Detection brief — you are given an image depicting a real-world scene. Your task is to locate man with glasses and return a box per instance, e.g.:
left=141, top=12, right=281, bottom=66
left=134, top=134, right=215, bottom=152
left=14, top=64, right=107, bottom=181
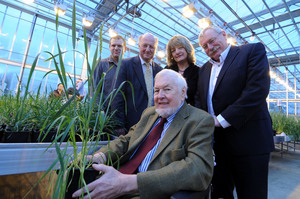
left=73, top=69, right=214, bottom=199
left=195, top=25, right=274, bottom=199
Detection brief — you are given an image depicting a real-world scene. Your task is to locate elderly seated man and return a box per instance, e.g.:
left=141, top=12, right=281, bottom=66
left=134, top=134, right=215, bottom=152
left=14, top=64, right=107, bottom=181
left=72, top=69, right=214, bottom=199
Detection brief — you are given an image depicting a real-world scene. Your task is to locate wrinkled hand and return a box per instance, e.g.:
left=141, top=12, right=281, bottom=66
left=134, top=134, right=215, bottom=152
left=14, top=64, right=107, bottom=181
left=72, top=164, right=138, bottom=199
left=86, top=152, right=107, bottom=165
left=71, top=152, right=106, bottom=167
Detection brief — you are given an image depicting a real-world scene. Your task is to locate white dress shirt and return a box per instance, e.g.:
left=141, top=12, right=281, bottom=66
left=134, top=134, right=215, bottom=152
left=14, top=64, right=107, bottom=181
left=139, top=55, right=153, bottom=76
left=207, top=45, right=231, bottom=128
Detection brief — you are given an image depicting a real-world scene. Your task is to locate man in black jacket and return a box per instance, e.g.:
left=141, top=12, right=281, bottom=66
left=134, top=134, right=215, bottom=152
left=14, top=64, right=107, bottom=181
left=112, top=33, right=162, bottom=135
left=195, top=25, right=274, bottom=199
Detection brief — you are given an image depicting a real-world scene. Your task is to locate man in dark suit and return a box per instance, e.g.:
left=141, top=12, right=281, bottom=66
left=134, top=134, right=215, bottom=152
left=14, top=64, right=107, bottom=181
left=195, top=25, right=275, bottom=199
left=112, top=33, right=163, bottom=135
left=72, top=69, right=214, bottom=199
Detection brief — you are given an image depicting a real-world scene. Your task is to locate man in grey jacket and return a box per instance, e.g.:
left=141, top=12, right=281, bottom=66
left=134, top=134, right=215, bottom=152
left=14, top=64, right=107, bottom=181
left=72, top=69, right=214, bottom=199
left=93, top=35, right=126, bottom=107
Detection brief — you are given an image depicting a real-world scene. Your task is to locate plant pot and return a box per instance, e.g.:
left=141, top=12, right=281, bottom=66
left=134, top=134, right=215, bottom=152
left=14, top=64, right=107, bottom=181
left=31, top=129, right=56, bottom=142
left=0, top=131, right=3, bottom=143
left=65, top=168, right=99, bottom=199
left=99, top=133, right=117, bottom=141
left=273, top=135, right=285, bottom=144
left=4, top=130, right=30, bottom=143
left=0, top=124, right=5, bottom=142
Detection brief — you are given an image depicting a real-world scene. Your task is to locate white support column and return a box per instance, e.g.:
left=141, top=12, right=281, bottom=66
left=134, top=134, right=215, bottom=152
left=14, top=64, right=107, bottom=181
left=80, top=36, right=92, bottom=80
left=16, top=14, right=37, bottom=94
left=285, top=68, right=288, bottom=116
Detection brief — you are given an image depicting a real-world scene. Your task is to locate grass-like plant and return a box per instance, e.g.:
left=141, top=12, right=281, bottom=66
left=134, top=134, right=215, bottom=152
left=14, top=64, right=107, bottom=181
left=270, top=111, right=300, bottom=141
left=25, top=1, right=127, bottom=198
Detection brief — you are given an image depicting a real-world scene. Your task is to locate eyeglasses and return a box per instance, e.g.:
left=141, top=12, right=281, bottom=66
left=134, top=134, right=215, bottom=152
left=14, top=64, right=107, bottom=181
left=201, top=32, right=222, bottom=50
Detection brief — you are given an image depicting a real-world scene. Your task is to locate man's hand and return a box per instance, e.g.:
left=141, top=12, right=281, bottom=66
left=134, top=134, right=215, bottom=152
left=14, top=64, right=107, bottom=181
left=214, top=117, right=221, bottom=127
left=86, top=152, right=107, bottom=164
left=72, top=164, right=138, bottom=199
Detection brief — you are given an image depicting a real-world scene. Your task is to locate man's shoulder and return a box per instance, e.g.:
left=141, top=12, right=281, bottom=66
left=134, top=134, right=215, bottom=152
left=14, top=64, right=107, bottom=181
left=141, top=106, right=157, bottom=117
left=238, top=42, right=265, bottom=51
left=96, top=57, right=110, bottom=68
left=99, top=56, right=112, bottom=62
left=199, top=61, right=211, bottom=71
left=122, top=56, right=139, bottom=64
left=186, top=104, right=213, bottom=120
left=153, top=62, right=163, bottom=70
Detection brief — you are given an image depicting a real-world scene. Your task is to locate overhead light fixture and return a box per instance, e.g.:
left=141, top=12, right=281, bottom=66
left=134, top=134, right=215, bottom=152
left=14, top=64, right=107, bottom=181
left=198, top=17, right=212, bottom=29
left=82, top=13, right=94, bottom=27
left=182, top=1, right=200, bottom=18
left=128, top=37, right=136, bottom=46
left=250, top=32, right=255, bottom=41
left=23, top=0, right=34, bottom=4
left=127, top=5, right=142, bottom=18
left=54, top=2, right=67, bottom=16
left=227, top=36, right=236, bottom=45
left=157, top=48, right=166, bottom=59
left=109, top=28, right=118, bottom=37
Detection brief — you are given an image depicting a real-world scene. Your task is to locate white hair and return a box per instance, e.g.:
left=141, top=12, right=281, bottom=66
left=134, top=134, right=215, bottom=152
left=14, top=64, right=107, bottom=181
left=155, top=69, right=187, bottom=96
left=199, top=25, right=223, bottom=38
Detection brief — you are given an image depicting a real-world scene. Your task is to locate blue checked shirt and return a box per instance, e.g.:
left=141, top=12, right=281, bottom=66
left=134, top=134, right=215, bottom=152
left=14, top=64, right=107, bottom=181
left=131, top=103, right=184, bottom=172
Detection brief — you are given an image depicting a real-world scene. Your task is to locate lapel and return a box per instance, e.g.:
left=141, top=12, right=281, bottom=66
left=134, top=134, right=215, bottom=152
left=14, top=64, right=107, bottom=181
left=152, top=62, right=159, bottom=77
left=133, top=56, right=147, bottom=94
left=149, top=103, right=189, bottom=163
left=126, top=112, right=159, bottom=155
left=214, top=46, right=239, bottom=91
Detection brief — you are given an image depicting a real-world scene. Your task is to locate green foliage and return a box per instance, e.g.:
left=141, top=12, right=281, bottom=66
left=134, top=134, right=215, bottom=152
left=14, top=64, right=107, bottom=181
left=33, top=1, right=124, bottom=198
left=2, top=0, right=125, bottom=197
left=0, top=93, right=33, bottom=132
left=270, top=112, right=300, bottom=141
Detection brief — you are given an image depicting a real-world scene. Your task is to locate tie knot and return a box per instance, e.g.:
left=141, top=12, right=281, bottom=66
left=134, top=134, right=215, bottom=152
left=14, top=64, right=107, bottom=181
left=145, top=62, right=151, bottom=68
left=159, top=117, right=167, bottom=124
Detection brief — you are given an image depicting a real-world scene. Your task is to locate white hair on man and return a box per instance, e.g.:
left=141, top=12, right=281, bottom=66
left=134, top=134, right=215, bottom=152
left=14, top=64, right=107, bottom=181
left=155, top=69, right=187, bottom=97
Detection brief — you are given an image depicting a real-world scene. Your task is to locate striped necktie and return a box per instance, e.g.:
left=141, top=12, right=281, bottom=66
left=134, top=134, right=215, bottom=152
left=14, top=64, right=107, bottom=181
left=119, top=117, right=167, bottom=174
left=144, top=62, right=153, bottom=107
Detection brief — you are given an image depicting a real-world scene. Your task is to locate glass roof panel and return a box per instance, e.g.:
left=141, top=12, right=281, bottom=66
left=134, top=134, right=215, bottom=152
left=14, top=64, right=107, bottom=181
left=0, top=0, right=299, bottom=110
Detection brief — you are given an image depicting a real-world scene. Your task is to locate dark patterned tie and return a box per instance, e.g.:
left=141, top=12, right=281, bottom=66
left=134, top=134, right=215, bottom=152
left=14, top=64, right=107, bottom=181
left=119, top=117, right=167, bottom=174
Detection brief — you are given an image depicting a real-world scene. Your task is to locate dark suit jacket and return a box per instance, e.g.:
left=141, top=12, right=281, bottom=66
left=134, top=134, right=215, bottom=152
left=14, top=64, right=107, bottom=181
left=99, top=103, right=214, bottom=199
left=112, top=56, right=162, bottom=130
left=195, top=43, right=274, bottom=156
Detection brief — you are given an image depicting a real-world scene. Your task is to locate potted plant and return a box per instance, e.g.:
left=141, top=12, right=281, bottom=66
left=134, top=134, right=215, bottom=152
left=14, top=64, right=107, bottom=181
left=0, top=89, right=34, bottom=143
left=30, top=95, right=65, bottom=142
left=24, top=1, right=126, bottom=198
left=270, top=111, right=300, bottom=142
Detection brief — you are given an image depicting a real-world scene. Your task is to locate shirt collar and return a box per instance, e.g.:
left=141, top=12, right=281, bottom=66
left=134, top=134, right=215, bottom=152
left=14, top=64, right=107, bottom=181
left=139, top=55, right=152, bottom=67
left=209, top=44, right=231, bottom=66
left=108, top=55, right=118, bottom=66
left=164, top=102, right=184, bottom=123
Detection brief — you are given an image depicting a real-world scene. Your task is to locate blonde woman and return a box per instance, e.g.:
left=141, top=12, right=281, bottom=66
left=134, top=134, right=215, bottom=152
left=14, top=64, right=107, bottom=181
left=165, top=35, right=199, bottom=106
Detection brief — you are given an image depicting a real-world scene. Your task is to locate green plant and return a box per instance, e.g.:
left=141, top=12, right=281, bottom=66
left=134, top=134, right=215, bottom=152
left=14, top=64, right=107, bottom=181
left=270, top=112, right=300, bottom=141
left=0, top=93, right=32, bottom=132
left=0, top=50, right=40, bottom=133
left=21, top=1, right=127, bottom=198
